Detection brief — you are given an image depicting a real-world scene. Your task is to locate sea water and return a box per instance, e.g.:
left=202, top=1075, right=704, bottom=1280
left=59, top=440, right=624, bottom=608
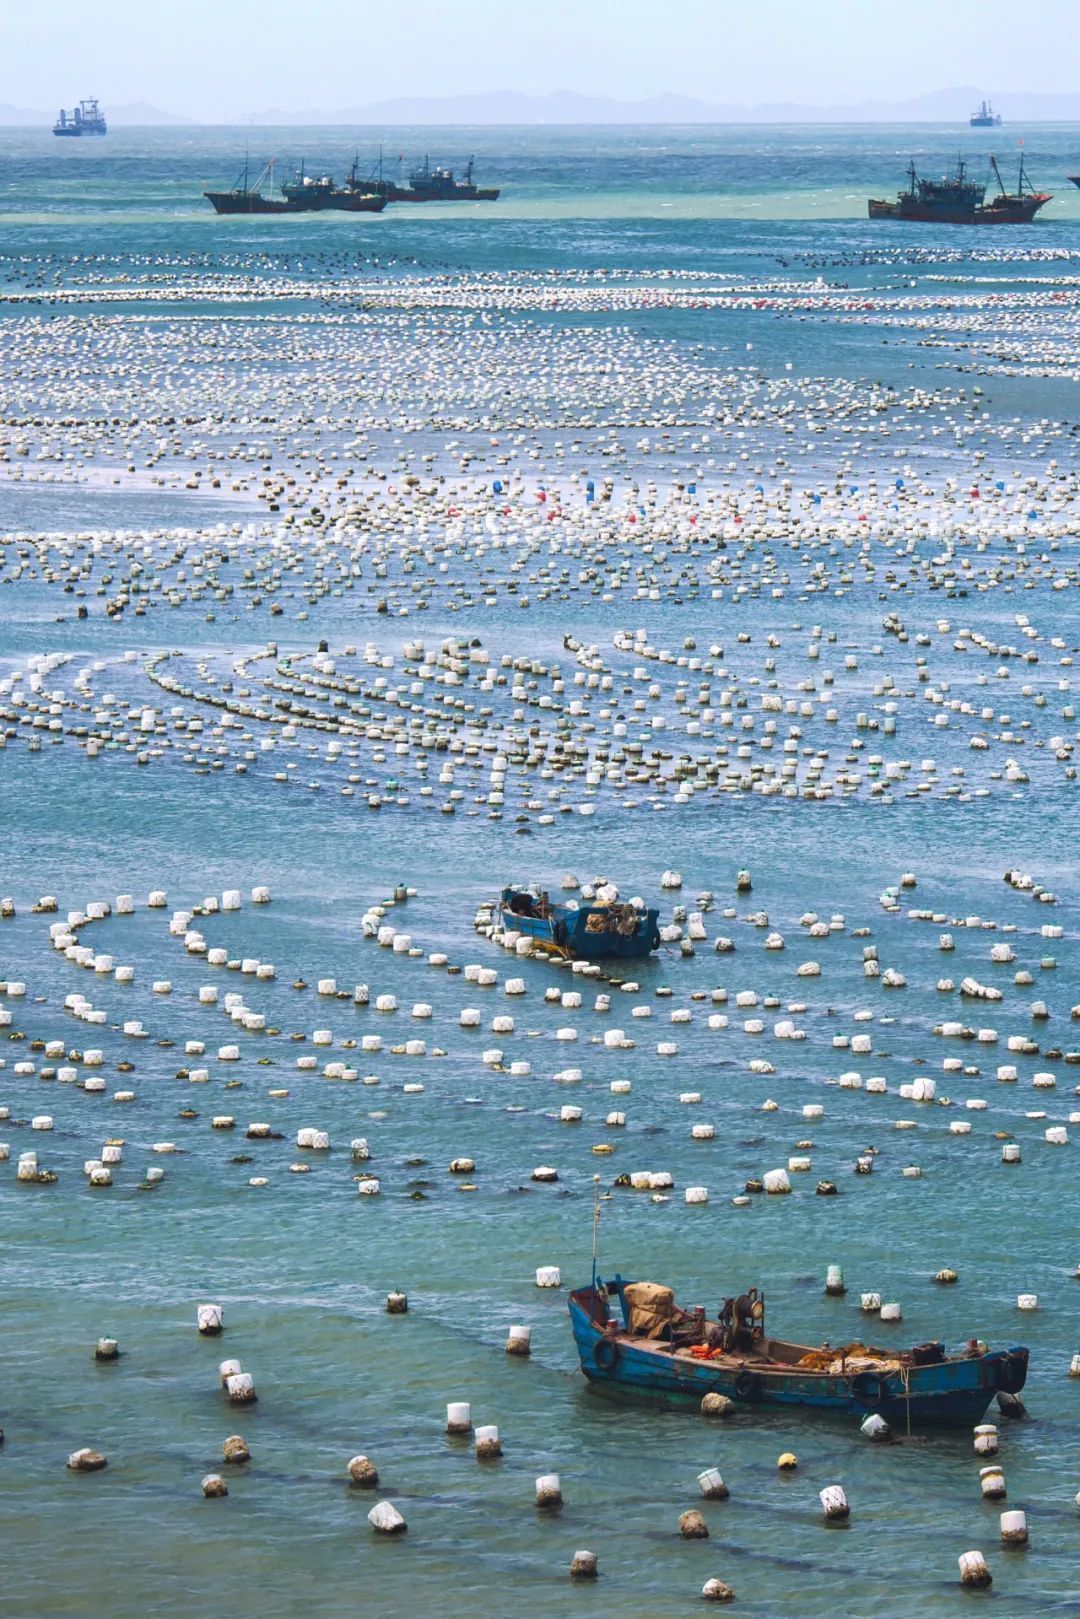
left=0, top=124, right=1079, bottom=1616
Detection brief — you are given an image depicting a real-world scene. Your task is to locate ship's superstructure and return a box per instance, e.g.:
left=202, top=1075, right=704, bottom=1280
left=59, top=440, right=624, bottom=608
left=53, top=97, right=107, bottom=137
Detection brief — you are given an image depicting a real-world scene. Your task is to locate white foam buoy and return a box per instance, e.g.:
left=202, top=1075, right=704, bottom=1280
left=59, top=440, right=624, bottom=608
left=67, top=1448, right=108, bottom=1472
left=974, top=1424, right=999, bottom=1456
left=820, top=1484, right=850, bottom=1520
left=367, top=1501, right=406, bottom=1535
left=446, top=1402, right=472, bottom=1434
left=1000, top=1509, right=1028, bottom=1545
left=197, top=1304, right=224, bottom=1335
left=535, top=1473, right=562, bottom=1508
left=698, top=1467, right=729, bottom=1500
left=475, top=1424, right=502, bottom=1459
left=958, top=1550, right=992, bottom=1588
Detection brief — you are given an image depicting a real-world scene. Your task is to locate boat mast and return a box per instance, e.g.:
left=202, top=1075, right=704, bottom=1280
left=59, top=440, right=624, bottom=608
left=990, top=154, right=1005, bottom=197
left=591, top=1173, right=602, bottom=1291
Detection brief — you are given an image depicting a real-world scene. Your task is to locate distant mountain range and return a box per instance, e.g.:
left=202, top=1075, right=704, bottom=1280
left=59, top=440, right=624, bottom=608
left=0, top=100, right=186, bottom=125
left=240, top=87, right=1080, bottom=125
left=2, top=87, right=1079, bottom=127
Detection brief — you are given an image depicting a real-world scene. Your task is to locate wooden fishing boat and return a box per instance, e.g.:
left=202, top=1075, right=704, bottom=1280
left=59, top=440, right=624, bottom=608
left=497, top=884, right=660, bottom=960
left=569, top=1275, right=1029, bottom=1428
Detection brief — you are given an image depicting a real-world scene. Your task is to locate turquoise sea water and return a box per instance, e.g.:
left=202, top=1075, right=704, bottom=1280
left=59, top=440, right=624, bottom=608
left=1, top=125, right=1079, bottom=1617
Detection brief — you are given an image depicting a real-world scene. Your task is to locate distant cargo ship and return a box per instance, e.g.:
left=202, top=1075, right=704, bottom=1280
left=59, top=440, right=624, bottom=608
left=970, top=99, right=1002, bottom=127
left=343, top=151, right=500, bottom=203
left=204, top=157, right=385, bottom=215
left=53, top=97, right=107, bottom=137
left=868, top=154, right=1050, bottom=224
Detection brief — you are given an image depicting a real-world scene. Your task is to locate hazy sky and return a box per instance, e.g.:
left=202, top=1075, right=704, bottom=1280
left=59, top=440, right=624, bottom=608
left=7, top=0, right=1079, bottom=118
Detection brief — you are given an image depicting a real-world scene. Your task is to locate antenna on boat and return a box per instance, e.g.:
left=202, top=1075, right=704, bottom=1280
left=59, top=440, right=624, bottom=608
left=591, top=1173, right=602, bottom=1291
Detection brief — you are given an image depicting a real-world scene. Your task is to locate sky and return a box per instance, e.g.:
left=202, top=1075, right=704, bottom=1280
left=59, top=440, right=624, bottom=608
left=5, top=0, right=1079, bottom=119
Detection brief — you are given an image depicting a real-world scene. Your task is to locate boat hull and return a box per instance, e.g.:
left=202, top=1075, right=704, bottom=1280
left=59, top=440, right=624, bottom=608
left=387, top=186, right=500, bottom=202
left=869, top=197, right=1049, bottom=224
left=204, top=192, right=300, bottom=215
left=205, top=191, right=385, bottom=216
left=323, top=194, right=388, bottom=212
left=569, top=1288, right=1028, bottom=1429
left=498, top=893, right=661, bottom=960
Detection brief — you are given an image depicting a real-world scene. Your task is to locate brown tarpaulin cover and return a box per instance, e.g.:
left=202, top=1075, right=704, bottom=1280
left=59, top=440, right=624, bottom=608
left=624, top=1282, right=675, bottom=1338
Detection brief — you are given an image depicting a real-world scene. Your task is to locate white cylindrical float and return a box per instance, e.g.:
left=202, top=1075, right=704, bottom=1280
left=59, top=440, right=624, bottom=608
left=825, top=1264, right=845, bottom=1296
left=959, top=1550, right=992, bottom=1589
left=820, top=1485, right=849, bottom=1521
left=475, top=1424, right=502, bottom=1459
left=446, top=1401, right=472, bottom=1435
left=974, top=1424, right=999, bottom=1456
left=535, top=1473, right=563, bottom=1508
left=226, top=1372, right=256, bottom=1404
left=1000, top=1510, right=1028, bottom=1545
left=197, top=1304, right=224, bottom=1336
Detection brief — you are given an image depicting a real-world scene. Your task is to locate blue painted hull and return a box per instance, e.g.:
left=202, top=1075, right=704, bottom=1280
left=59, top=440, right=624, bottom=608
left=569, top=1286, right=1028, bottom=1430
left=499, top=892, right=660, bottom=960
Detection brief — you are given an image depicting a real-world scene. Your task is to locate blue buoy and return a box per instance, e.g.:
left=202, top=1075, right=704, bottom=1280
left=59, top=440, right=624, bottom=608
left=492, top=480, right=502, bottom=494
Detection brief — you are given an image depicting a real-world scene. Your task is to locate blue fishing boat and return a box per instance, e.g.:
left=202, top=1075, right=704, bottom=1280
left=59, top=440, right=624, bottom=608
left=497, top=883, right=660, bottom=960
left=569, top=1275, right=1029, bottom=1428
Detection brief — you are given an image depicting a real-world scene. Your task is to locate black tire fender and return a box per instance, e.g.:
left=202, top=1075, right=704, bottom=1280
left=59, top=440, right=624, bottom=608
left=851, top=1370, right=885, bottom=1408
left=592, top=1337, right=618, bottom=1372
